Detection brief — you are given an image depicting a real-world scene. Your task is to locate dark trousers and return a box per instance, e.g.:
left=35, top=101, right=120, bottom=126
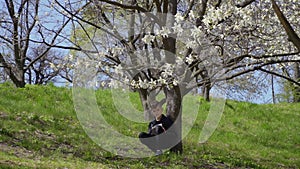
left=139, top=132, right=176, bottom=152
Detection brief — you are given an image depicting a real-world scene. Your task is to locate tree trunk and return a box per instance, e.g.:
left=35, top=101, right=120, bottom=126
left=165, top=86, right=183, bottom=154
left=138, top=86, right=183, bottom=154
left=202, top=83, right=211, bottom=102
left=7, top=68, right=26, bottom=88
left=28, top=69, right=32, bottom=85
left=138, top=89, right=154, bottom=120
left=160, top=0, right=182, bottom=154
left=14, top=67, right=26, bottom=87
left=0, top=54, right=26, bottom=88
left=294, top=62, right=300, bottom=102
left=271, top=75, right=276, bottom=104
left=14, top=73, right=26, bottom=88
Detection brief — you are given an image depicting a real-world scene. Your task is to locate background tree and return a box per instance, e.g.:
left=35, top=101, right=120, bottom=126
left=0, top=67, right=9, bottom=83
left=25, top=45, right=65, bottom=85
left=54, top=0, right=300, bottom=153
left=0, top=0, right=72, bottom=87
left=275, top=62, right=300, bottom=103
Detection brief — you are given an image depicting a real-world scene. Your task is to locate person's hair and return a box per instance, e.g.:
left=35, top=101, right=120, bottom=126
left=150, top=100, right=163, bottom=109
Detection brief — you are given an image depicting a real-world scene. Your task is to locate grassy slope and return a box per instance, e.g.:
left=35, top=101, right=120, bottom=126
left=0, top=83, right=299, bottom=169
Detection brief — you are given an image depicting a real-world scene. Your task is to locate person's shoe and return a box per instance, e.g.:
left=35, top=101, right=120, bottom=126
left=155, top=150, right=163, bottom=156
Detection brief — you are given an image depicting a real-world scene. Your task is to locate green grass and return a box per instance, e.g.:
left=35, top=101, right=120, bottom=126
left=0, top=83, right=299, bottom=168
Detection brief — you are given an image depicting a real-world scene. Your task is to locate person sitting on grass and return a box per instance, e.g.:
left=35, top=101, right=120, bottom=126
left=138, top=101, right=176, bottom=156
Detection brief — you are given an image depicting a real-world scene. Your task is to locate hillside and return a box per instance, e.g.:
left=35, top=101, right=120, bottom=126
left=0, top=83, right=299, bottom=169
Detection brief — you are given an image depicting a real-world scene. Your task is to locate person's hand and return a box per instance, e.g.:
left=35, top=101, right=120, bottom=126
left=150, top=124, right=165, bottom=135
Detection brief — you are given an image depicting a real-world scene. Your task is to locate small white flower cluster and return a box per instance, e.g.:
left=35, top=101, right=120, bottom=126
left=49, top=54, right=76, bottom=72
left=172, top=23, right=184, bottom=36
left=175, top=13, right=185, bottom=23
left=142, top=34, right=156, bottom=44
left=293, top=55, right=300, bottom=61
left=129, top=77, right=179, bottom=90
left=114, top=64, right=123, bottom=76
left=185, top=54, right=195, bottom=65
left=202, top=3, right=236, bottom=29
left=110, top=47, right=124, bottom=57
left=161, top=63, right=174, bottom=78
left=130, top=78, right=158, bottom=89
left=156, top=27, right=171, bottom=38
left=142, top=27, right=171, bottom=45
left=124, top=61, right=182, bottom=90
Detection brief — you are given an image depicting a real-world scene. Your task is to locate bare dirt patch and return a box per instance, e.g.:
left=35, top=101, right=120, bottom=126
left=0, top=142, right=35, bottom=158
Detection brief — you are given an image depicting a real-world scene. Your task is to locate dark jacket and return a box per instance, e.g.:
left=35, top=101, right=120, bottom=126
left=148, top=114, right=173, bottom=136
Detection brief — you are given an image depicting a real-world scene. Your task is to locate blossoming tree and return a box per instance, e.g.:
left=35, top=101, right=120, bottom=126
left=54, top=0, right=300, bottom=153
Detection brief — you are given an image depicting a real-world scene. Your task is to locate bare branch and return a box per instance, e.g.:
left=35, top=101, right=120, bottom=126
left=54, top=0, right=129, bottom=47
left=259, top=68, right=300, bottom=86
left=224, top=51, right=300, bottom=68
left=23, top=0, right=40, bottom=67
left=0, top=35, right=13, bottom=44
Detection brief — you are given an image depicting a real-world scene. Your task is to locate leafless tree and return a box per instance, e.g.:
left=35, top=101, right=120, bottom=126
left=0, top=0, right=73, bottom=87
left=25, top=45, right=69, bottom=85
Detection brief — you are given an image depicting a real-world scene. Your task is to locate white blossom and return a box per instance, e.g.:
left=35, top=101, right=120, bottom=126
left=149, top=79, right=157, bottom=89
left=111, top=47, right=124, bottom=57
left=191, top=26, right=204, bottom=39
left=202, top=17, right=210, bottom=27
left=158, top=27, right=171, bottom=38
left=130, top=80, right=138, bottom=88
left=64, top=0, right=299, bottom=95
left=161, top=63, right=174, bottom=78
left=172, top=23, right=184, bottom=35
left=176, top=57, right=184, bottom=65
left=101, top=81, right=106, bottom=87
left=138, top=78, right=149, bottom=89
left=172, top=79, right=179, bottom=86
left=142, top=34, right=155, bottom=44
left=158, top=77, right=167, bottom=85
left=185, top=40, right=197, bottom=49
left=292, top=55, right=300, bottom=60
left=114, top=64, right=123, bottom=74
left=188, top=10, right=196, bottom=20
left=185, top=54, right=194, bottom=65
left=175, top=13, right=184, bottom=23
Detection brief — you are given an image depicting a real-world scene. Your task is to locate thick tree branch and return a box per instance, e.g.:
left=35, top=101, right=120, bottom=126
left=259, top=68, right=300, bottom=86
left=222, top=51, right=300, bottom=68
left=236, top=0, right=256, bottom=8
left=0, top=53, right=9, bottom=69
left=0, top=52, right=19, bottom=85
left=23, top=0, right=39, bottom=68
left=196, top=0, right=208, bottom=27
left=271, top=0, right=300, bottom=51
left=5, top=0, right=22, bottom=70
left=99, top=0, right=148, bottom=12
left=192, top=55, right=300, bottom=89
